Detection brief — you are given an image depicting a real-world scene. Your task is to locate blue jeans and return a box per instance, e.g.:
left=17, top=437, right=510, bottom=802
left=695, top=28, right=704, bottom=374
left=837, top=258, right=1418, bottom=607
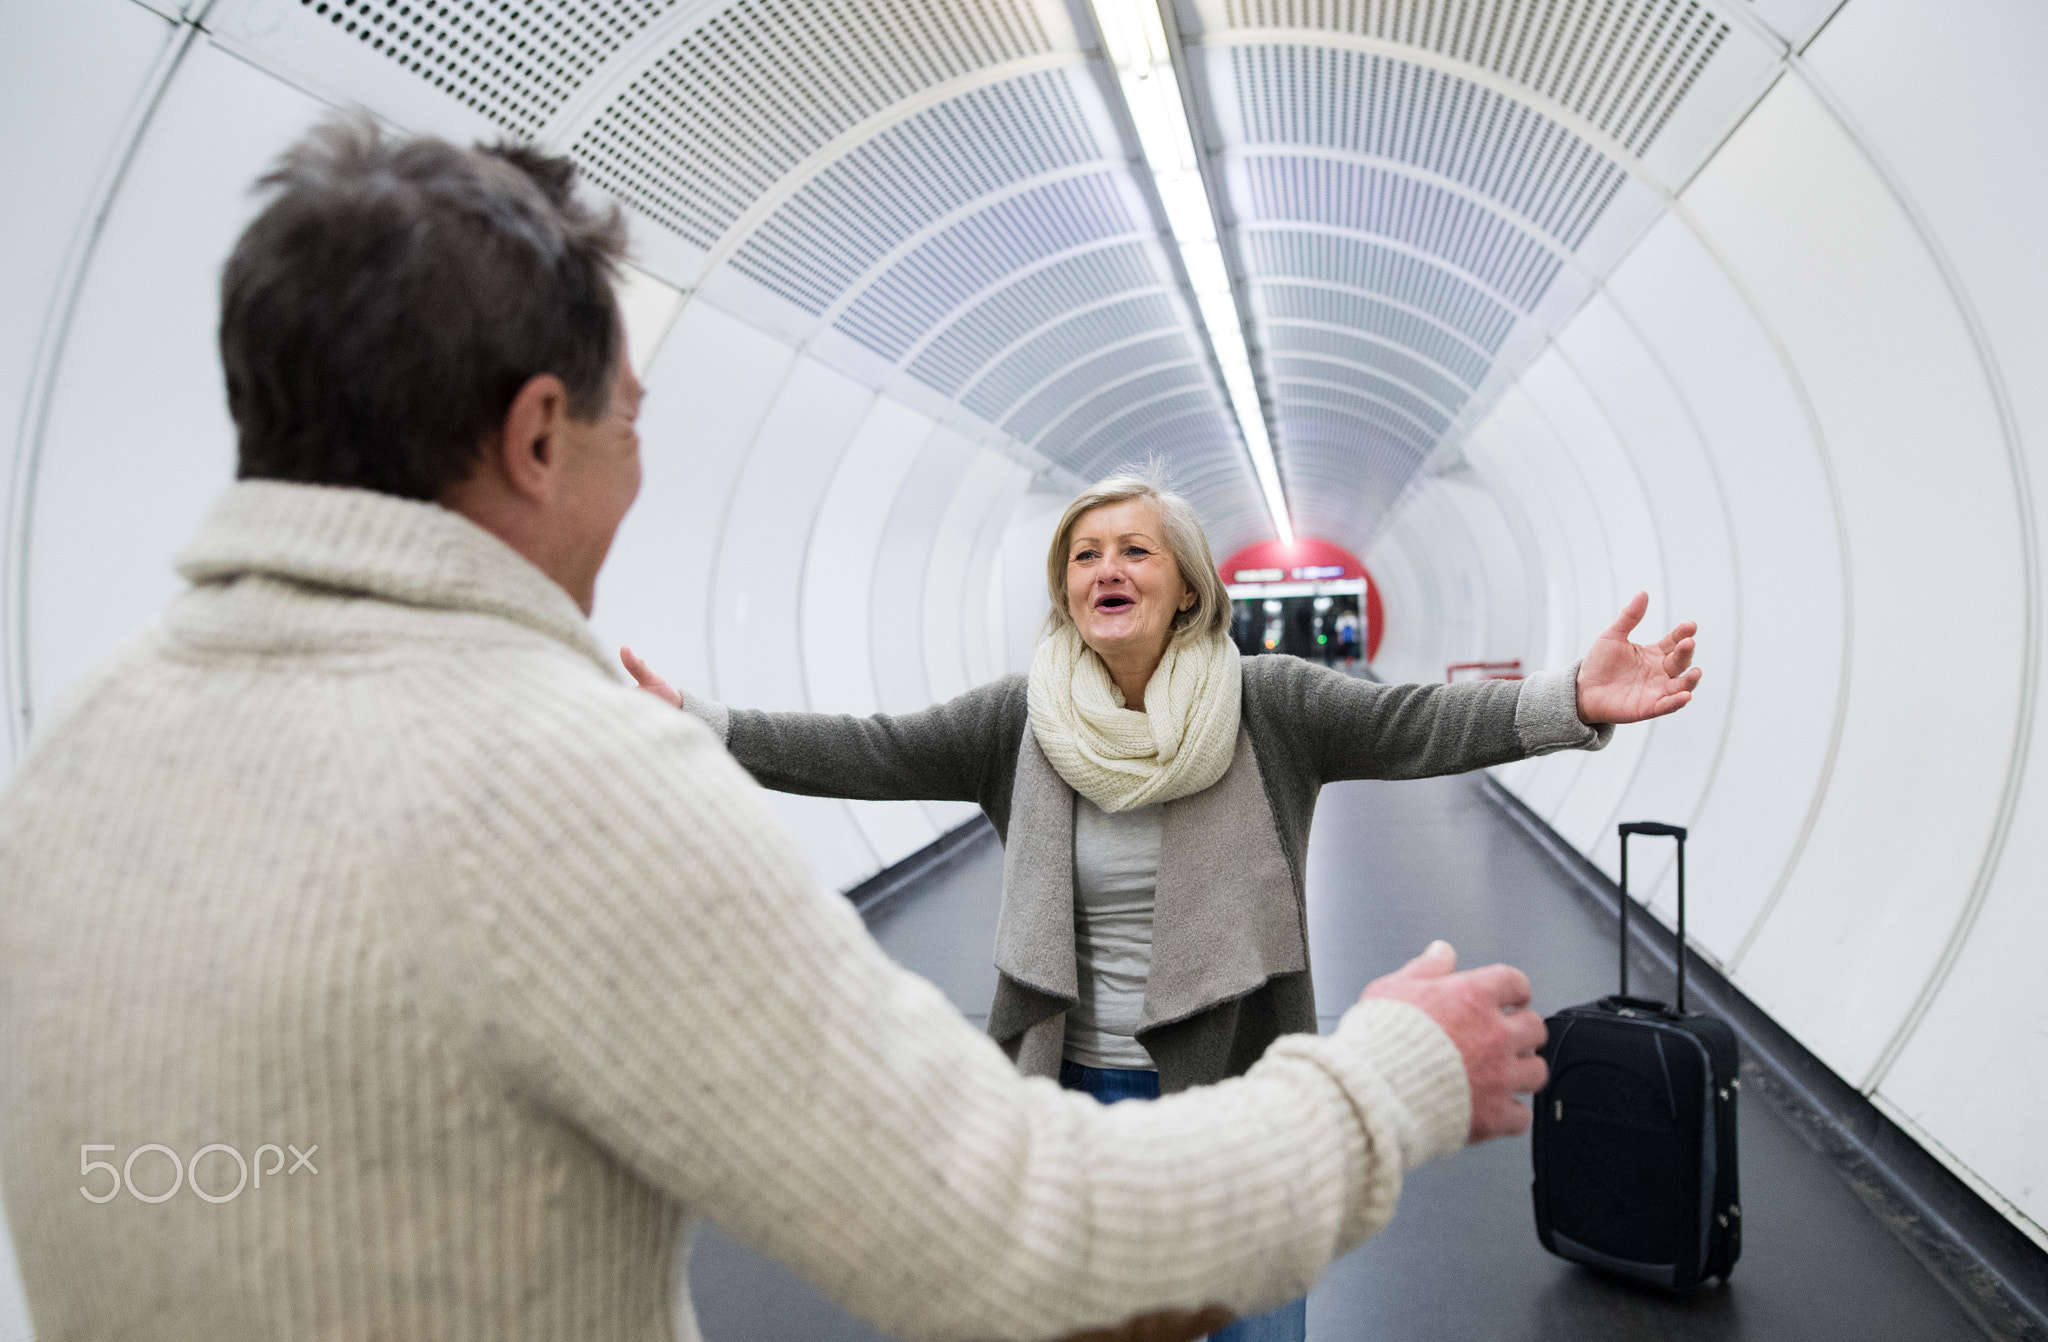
left=1057, top=1063, right=1309, bottom=1342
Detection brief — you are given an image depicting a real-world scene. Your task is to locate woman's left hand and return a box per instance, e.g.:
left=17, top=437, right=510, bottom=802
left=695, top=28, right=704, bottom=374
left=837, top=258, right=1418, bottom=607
left=1575, top=592, right=1701, bottom=725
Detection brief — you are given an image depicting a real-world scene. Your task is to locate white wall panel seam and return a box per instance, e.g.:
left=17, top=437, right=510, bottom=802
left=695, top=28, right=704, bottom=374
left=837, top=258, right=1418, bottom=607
left=1554, top=313, right=1747, bottom=889
left=1869, top=1092, right=2048, bottom=1257
left=1495, top=368, right=1635, bottom=824
left=4, top=10, right=192, bottom=767
left=1644, top=209, right=1855, bottom=984
left=1665, top=68, right=1792, bottom=199
left=1460, top=392, right=1588, bottom=686
left=608, top=52, right=1091, bottom=283
left=928, top=453, right=1029, bottom=698
left=699, top=344, right=804, bottom=701
left=709, top=357, right=887, bottom=877
left=1782, top=56, right=2042, bottom=1094
left=963, top=467, right=1033, bottom=687
left=1791, top=2, right=1855, bottom=57
left=1463, top=449, right=1551, bottom=672
left=793, top=388, right=886, bottom=713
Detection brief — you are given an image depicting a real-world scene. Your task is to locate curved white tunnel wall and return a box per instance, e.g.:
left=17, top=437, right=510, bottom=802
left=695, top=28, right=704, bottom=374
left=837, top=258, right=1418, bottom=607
left=4, top=1, right=2047, bottom=1315
left=1370, top=0, right=2048, bottom=1245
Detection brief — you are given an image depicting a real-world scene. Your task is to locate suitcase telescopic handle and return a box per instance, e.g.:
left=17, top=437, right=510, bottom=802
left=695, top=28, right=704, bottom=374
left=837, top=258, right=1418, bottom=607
left=1617, top=822, right=1689, bottom=1012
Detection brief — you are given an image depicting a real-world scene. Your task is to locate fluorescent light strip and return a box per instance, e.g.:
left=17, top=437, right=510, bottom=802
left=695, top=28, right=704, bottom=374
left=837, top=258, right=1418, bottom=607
left=1089, top=0, right=1294, bottom=544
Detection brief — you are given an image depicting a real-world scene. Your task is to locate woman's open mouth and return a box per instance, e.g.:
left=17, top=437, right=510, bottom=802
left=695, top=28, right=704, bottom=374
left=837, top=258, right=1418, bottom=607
left=1095, top=594, right=1134, bottom=612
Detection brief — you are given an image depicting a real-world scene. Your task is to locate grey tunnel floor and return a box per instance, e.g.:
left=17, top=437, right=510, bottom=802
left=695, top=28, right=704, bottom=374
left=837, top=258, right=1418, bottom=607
left=687, top=775, right=1985, bottom=1341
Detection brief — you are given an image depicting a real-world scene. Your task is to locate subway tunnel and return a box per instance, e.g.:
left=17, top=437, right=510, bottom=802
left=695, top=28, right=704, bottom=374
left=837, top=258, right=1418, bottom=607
left=2, top=0, right=2047, bottom=1337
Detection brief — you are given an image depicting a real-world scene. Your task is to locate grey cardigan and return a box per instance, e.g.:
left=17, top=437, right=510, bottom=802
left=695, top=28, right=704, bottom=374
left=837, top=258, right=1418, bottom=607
left=692, top=656, right=1607, bottom=1092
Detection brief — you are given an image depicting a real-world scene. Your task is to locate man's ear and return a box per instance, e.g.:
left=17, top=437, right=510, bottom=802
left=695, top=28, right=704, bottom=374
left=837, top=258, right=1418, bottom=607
left=487, top=373, right=572, bottom=505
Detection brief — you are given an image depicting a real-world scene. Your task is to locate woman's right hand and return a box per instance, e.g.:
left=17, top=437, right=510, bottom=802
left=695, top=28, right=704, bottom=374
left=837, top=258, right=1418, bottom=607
left=619, top=646, right=683, bottom=709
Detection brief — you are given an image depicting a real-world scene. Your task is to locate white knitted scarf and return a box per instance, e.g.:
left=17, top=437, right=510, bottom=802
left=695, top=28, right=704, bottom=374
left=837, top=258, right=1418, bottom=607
left=1027, top=623, right=1242, bottom=813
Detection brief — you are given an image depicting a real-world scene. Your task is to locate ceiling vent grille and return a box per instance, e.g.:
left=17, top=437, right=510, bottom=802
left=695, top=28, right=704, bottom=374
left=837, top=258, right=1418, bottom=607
left=1232, top=46, right=1625, bottom=247
left=1281, top=424, right=1426, bottom=490
left=1010, top=343, right=1201, bottom=443
left=1260, top=283, right=1490, bottom=386
left=1280, top=414, right=1429, bottom=503
left=964, top=293, right=1182, bottom=422
left=1271, top=356, right=1450, bottom=434
left=1242, top=230, right=1515, bottom=351
left=1069, top=398, right=1236, bottom=477
left=1266, top=326, right=1470, bottom=414
left=1269, top=401, right=1433, bottom=469
left=907, top=242, right=1159, bottom=395
left=297, top=0, right=681, bottom=136
left=1241, top=157, right=1560, bottom=309
left=730, top=71, right=1100, bottom=314
left=571, top=0, right=1050, bottom=247
left=1221, top=0, right=1729, bottom=155
left=836, top=173, right=1137, bottom=364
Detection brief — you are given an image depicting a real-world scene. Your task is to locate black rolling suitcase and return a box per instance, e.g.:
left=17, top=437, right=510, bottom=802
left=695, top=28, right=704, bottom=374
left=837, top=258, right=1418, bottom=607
left=1531, top=821, right=1741, bottom=1288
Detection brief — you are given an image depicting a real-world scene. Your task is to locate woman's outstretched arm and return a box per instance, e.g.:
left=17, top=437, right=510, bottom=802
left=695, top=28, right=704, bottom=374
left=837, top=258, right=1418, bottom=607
left=1249, top=592, right=1698, bottom=784
left=620, top=646, right=1023, bottom=805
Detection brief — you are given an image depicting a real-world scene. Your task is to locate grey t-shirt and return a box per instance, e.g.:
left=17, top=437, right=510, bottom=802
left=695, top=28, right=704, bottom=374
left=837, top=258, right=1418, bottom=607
left=1065, top=796, right=1163, bottom=1071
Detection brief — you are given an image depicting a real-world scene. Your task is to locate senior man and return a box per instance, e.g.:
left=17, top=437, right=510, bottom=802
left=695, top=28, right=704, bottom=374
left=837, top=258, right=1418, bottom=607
left=0, top=120, right=1546, bottom=1342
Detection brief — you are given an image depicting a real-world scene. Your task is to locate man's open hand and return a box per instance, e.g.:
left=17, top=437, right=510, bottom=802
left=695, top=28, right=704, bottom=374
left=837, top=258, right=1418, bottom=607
left=1362, top=941, right=1547, bottom=1144
left=1574, top=591, right=1701, bottom=725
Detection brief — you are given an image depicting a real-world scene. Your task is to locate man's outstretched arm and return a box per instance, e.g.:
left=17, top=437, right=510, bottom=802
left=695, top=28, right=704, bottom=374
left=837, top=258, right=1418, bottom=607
left=394, top=667, right=1542, bottom=1341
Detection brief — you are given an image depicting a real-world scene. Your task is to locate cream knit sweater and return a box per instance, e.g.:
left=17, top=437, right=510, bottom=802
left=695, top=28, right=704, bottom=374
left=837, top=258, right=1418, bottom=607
left=0, top=481, right=1470, bottom=1342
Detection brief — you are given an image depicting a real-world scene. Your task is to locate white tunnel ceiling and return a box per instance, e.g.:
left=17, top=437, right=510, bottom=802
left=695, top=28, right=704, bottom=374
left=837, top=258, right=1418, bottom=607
left=295, top=0, right=1810, bottom=557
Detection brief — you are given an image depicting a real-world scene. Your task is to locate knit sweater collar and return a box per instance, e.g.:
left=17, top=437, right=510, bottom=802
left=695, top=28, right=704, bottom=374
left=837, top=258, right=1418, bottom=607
left=176, top=480, right=613, bottom=675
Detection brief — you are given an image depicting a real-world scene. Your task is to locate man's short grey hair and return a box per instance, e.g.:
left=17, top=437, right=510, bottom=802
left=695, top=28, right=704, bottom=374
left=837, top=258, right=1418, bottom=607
left=1043, top=465, right=1232, bottom=639
left=221, top=115, right=628, bottom=500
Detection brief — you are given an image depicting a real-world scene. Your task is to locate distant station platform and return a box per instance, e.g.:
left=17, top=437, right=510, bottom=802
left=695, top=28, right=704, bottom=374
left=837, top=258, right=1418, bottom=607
left=686, top=775, right=1992, bottom=1341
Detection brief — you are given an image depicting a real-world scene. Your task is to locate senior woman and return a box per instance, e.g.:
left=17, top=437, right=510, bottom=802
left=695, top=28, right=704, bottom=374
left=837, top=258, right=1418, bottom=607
left=622, top=470, right=1698, bottom=1342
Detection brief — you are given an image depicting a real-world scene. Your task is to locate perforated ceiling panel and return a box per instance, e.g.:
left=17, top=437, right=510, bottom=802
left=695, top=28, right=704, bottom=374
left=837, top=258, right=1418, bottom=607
left=572, top=0, right=1051, bottom=248
left=907, top=242, right=1160, bottom=394
left=963, top=292, right=1180, bottom=421
left=1241, top=230, right=1516, bottom=351
left=1076, top=399, right=1237, bottom=477
left=1239, top=156, right=1561, bottom=310
left=298, top=0, right=682, bottom=135
left=1267, top=326, right=1470, bottom=415
left=1006, top=335, right=1199, bottom=443
left=730, top=70, right=1100, bottom=314
left=1259, top=284, right=1492, bottom=387
left=1233, top=47, right=1626, bottom=246
left=285, top=0, right=1766, bottom=564
left=1220, top=0, right=1728, bottom=155
left=1052, top=377, right=1222, bottom=468
left=836, top=172, right=1140, bottom=362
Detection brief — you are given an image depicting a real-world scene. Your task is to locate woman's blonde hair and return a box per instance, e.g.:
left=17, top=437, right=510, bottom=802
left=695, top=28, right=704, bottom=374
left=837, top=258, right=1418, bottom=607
left=1043, top=465, right=1232, bottom=639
